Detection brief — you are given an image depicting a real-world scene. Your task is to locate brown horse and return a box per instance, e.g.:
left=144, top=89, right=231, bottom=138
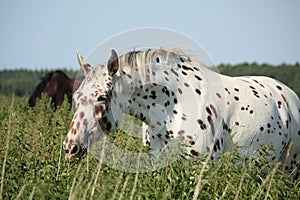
left=28, top=70, right=83, bottom=108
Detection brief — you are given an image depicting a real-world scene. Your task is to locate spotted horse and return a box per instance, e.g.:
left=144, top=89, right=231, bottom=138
left=63, top=48, right=300, bottom=179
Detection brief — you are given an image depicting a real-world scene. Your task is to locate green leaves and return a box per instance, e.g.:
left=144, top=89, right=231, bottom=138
left=0, top=96, right=299, bottom=199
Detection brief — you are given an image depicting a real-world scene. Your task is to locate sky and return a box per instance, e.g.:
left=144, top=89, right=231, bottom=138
left=0, top=0, right=299, bottom=70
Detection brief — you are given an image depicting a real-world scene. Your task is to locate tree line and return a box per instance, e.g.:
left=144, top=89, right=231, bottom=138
left=218, top=63, right=300, bottom=97
left=0, top=63, right=299, bottom=97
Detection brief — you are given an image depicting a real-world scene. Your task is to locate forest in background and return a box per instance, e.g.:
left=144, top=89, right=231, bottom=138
left=218, top=62, right=300, bottom=97
left=0, top=63, right=299, bottom=98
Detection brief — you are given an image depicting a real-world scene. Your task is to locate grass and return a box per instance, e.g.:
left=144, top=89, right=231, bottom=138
left=0, top=95, right=299, bottom=199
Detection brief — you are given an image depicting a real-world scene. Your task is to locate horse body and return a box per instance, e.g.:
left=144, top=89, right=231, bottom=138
left=63, top=49, right=300, bottom=179
left=221, top=76, right=299, bottom=162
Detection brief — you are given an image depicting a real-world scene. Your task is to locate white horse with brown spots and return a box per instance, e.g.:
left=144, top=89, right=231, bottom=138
left=63, top=49, right=300, bottom=179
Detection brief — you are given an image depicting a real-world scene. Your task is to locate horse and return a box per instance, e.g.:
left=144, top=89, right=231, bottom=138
left=28, top=70, right=83, bottom=108
left=63, top=49, right=300, bottom=179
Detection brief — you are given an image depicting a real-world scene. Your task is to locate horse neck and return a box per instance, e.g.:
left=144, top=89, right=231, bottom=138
left=69, top=79, right=77, bottom=91
left=114, top=50, right=224, bottom=128
left=105, top=50, right=225, bottom=134
left=111, top=62, right=185, bottom=127
left=28, top=72, right=55, bottom=106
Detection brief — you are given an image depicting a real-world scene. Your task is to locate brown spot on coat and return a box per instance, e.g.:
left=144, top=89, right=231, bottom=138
left=197, top=119, right=207, bottom=130
left=69, top=121, right=74, bottom=130
left=190, top=150, right=199, bottom=156
left=71, top=128, right=77, bottom=135
left=178, top=88, right=183, bottom=94
left=277, top=101, right=282, bottom=109
left=83, top=118, right=88, bottom=126
left=194, top=75, right=202, bottom=81
left=276, top=85, right=282, bottom=90
left=208, top=116, right=215, bottom=136
left=79, top=112, right=84, bottom=119
left=213, top=139, right=221, bottom=152
left=206, top=107, right=212, bottom=115
left=225, top=88, right=230, bottom=94
left=210, top=104, right=218, bottom=118
left=281, top=94, right=288, bottom=105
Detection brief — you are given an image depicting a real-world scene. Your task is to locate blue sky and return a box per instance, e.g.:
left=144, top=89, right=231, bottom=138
left=0, top=0, right=299, bottom=70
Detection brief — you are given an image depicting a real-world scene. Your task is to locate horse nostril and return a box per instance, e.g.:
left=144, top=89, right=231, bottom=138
left=70, top=144, right=79, bottom=154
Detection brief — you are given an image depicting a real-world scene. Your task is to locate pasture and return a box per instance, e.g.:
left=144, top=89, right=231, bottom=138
left=0, top=95, right=299, bottom=199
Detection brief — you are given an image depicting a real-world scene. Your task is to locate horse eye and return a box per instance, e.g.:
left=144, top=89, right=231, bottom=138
left=97, top=95, right=107, bottom=102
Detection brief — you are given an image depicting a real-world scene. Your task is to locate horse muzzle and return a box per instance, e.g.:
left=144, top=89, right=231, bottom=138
left=63, top=139, right=87, bottom=161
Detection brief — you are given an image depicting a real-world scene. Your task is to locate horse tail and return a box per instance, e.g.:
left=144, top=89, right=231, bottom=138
left=28, top=71, right=55, bottom=107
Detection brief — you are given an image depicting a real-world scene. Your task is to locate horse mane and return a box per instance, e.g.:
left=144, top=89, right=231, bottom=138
left=117, top=48, right=208, bottom=82
left=52, top=70, right=71, bottom=81
left=119, top=48, right=205, bottom=71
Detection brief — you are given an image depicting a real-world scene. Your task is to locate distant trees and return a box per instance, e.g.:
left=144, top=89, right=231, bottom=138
left=0, top=63, right=299, bottom=98
left=218, top=63, right=300, bottom=97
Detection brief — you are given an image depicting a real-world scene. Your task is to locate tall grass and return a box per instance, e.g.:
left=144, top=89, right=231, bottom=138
left=0, top=96, right=14, bottom=200
left=0, top=95, right=299, bottom=199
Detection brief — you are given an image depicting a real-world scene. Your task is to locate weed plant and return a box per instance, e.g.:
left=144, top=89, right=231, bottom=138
left=0, top=96, right=299, bottom=199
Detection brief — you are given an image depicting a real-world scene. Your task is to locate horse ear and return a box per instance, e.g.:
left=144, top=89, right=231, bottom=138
left=77, top=52, right=91, bottom=76
left=107, top=49, right=119, bottom=76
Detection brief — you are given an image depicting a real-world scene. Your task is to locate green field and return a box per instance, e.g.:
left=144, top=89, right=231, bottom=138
left=0, top=65, right=300, bottom=199
left=0, top=95, right=300, bottom=200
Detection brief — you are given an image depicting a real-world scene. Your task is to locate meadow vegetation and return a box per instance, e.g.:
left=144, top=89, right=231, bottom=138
left=0, top=96, right=299, bottom=199
left=0, top=64, right=300, bottom=199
